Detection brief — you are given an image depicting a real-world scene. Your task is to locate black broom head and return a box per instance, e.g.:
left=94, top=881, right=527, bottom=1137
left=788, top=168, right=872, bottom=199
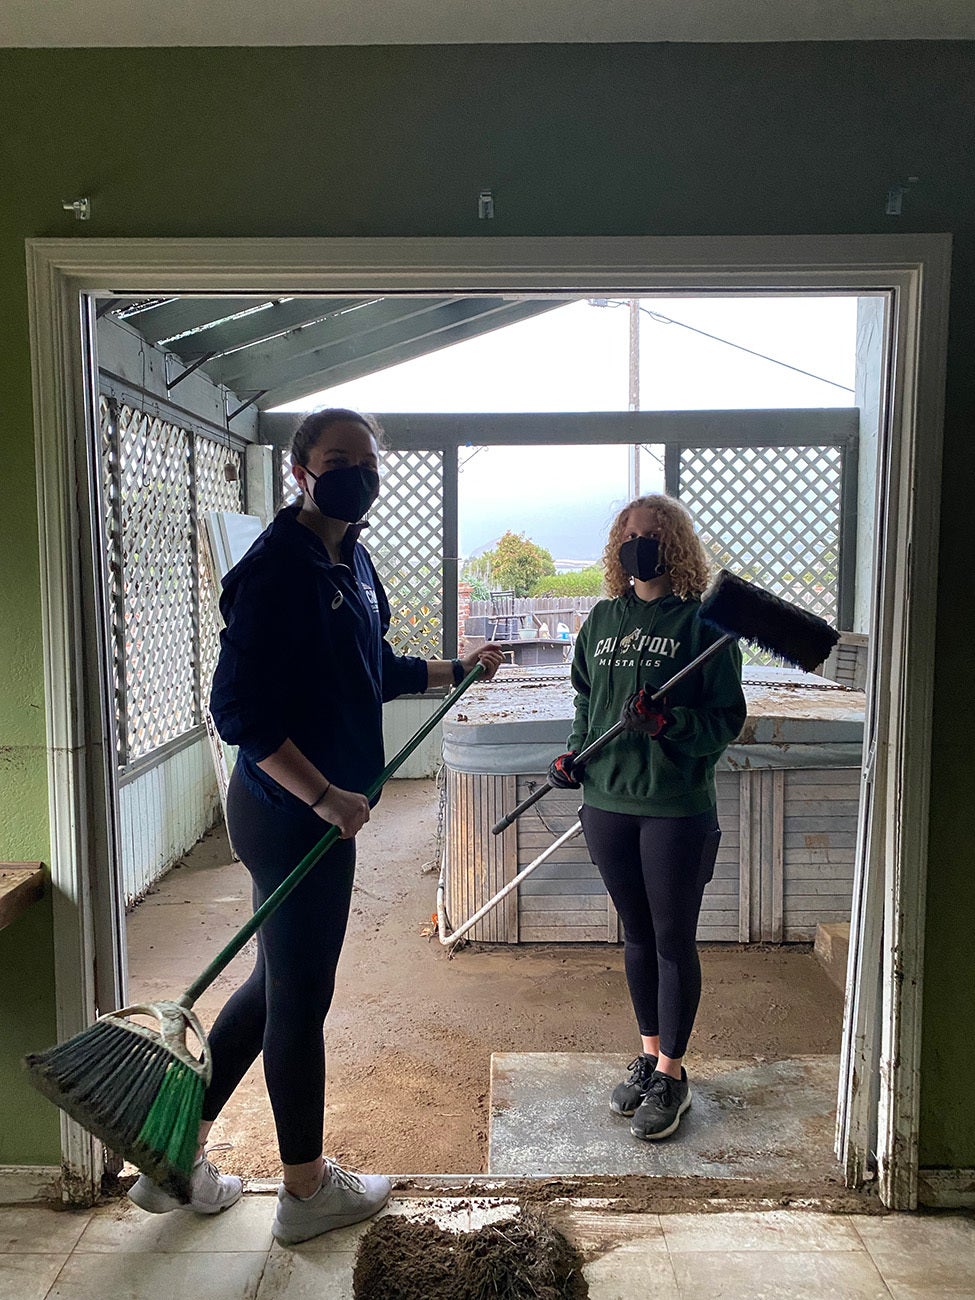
left=699, top=570, right=840, bottom=671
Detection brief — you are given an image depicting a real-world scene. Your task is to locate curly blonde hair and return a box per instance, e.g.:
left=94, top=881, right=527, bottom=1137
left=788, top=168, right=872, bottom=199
left=602, top=494, right=712, bottom=601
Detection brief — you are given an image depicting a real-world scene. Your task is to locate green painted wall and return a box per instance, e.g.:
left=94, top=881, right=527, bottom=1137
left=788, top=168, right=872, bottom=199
left=0, top=190, right=60, bottom=1161
left=0, top=42, right=972, bottom=1170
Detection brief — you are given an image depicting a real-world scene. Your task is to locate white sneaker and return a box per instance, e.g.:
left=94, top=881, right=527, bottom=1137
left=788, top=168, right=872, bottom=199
left=128, top=1146, right=243, bottom=1215
left=272, top=1159, right=391, bottom=1244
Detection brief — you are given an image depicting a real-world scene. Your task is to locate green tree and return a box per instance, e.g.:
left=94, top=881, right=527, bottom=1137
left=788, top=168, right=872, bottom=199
left=530, top=566, right=605, bottom=597
left=484, top=531, right=555, bottom=598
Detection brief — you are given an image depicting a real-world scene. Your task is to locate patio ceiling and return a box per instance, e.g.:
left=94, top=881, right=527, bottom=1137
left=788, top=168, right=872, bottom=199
left=6, top=0, right=974, bottom=46
left=108, top=294, right=564, bottom=410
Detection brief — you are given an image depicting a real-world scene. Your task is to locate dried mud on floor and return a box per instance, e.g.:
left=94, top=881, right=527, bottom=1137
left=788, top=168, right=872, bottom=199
left=125, top=779, right=844, bottom=1179
left=353, top=1211, right=587, bottom=1300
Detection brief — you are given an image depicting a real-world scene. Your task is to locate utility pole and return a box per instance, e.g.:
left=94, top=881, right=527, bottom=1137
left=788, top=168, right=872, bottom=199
left=628, top=298, right=640, bottom=499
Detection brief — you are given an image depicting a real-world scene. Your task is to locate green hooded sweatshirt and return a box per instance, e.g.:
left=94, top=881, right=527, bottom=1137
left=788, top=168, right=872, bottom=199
left=566, top=592, right=747, bottom=817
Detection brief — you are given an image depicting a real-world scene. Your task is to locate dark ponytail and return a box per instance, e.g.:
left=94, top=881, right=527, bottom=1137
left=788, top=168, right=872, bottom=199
left=290, top=408, right=385, bottom=466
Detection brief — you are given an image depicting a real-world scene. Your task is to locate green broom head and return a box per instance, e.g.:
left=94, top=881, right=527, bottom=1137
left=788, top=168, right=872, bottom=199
left=699, top=569, right=840, bottom=672
left=24, top=1000, right=211, bottom=1203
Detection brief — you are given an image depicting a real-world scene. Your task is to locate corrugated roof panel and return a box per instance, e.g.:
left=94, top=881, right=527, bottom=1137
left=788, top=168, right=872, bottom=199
left=107, top=293, right=565, bottom=409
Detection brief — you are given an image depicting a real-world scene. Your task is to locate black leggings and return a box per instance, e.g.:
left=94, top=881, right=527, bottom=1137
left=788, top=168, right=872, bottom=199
left=201, top=767, right=356, bottom=1166
left=580, top=804, right=720, bottom=1060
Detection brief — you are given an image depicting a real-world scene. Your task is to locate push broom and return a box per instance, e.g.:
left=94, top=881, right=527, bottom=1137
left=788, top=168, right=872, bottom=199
left=491, top=569, right=840, bottom=834
left=25, top=664, right=487, bottom=1201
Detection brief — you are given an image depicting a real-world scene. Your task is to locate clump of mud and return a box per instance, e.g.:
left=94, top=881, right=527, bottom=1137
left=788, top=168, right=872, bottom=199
left=353, top=1209, right=588, bottom=1300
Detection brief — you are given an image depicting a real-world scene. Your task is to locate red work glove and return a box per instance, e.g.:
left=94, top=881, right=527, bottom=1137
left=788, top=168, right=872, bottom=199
left=548, top=750, right=582, bottom=789
left=621, top=688, right=672, bottom=738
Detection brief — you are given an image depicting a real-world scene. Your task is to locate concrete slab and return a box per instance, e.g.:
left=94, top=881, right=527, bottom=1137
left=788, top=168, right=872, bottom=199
left=488, top=1053, right=842, bottom=1181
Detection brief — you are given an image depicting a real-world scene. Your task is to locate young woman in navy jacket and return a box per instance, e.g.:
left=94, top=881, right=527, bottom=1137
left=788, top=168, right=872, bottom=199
left=129, top=408, right=502, bottom=1242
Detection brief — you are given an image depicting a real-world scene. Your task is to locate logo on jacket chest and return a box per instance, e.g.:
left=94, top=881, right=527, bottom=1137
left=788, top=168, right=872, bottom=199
left=592, top=628, right=681, bottom=665
left=359, top=582, right=380, bottom=613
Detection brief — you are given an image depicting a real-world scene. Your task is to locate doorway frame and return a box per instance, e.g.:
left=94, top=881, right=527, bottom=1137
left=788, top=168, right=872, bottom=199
left=26, top=233, right=950, bottom=1208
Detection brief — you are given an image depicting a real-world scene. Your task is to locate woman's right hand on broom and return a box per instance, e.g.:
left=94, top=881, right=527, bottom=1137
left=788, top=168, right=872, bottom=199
left=312, top=784, right=370, bottom=839
left=257, top=741, right=370, bottom=839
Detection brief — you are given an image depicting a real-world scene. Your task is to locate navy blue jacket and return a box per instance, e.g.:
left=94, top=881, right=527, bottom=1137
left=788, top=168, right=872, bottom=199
left=209, top=505, right=429, bottom=809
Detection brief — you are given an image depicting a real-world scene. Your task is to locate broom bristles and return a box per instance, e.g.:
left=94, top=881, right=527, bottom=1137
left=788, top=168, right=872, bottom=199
left=24, top=1016, right=204, bottom=1201
left=130, top=1062, right=205, bottom=1196
left=699, top=570, right=840, bottom=672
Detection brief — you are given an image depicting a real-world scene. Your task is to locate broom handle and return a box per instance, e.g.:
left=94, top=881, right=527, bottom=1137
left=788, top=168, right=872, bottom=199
left=490, top=634, right=734, bottom=835
left=179, top=664, right=486, bottom=1008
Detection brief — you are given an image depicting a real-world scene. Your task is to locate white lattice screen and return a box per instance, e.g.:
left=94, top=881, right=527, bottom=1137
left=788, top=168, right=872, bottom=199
left=679, top=444, right=842, bottom=661
left=280, top=450, right=300, bottom=507
left=99, top=395, right=243, bottom=764
left=195, top=437, right=245, bottom=700
left=99, top=394, right=125, bottom=751
left=279, top=447, right=444, bottom=657
left=367, top=449, right=444, bottom=656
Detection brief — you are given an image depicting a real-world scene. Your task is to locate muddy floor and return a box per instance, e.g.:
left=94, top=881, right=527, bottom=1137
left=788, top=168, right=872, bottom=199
left=125, top=779, right=844, bottom=1180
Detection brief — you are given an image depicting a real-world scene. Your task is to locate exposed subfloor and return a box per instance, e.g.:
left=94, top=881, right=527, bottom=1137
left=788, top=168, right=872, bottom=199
left=4, top=1198, right=975, bottom=1300
left=125, top=778, right=846, bottom=1180
left=489, top=1053, right=841, bottom=1180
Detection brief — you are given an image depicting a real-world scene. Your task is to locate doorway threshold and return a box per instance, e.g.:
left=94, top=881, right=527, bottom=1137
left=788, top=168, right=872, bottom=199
left=239, top=1171, right=879, bottom=1217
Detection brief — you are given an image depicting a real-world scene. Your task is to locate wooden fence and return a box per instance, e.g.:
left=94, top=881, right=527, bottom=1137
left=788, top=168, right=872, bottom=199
left=468, top=596, right=600, bottom=620
left=465, top=596, right=600, bottom=642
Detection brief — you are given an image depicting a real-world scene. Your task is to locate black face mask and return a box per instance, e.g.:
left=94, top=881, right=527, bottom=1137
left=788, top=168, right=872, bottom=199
left=302, top=464, right=380, bottom=523
left=618, top=535, right=663, bottom=582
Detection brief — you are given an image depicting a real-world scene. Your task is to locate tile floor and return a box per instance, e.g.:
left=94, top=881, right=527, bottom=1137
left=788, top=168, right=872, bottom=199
left=1, top=1194, right=973, bottom=1299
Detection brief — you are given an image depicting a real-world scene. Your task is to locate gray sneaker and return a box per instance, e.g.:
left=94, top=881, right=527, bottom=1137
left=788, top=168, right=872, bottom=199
left=630, top=1068, right=692, bottom=1141
left=272, top=1159, right=391, bottom=1244
left=610, top=1053, right=659, bottom=1117
left=128, top=1146, right=243, bottom=1215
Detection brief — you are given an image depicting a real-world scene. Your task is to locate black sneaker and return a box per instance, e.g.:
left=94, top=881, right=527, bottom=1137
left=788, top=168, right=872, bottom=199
left=610, top=1053, right=659, bottom=1117
left=630, top=1068, right=691, bottom=1140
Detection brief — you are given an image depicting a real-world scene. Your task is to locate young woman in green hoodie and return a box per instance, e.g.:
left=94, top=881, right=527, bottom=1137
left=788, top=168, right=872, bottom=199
left=548, top=494, right=746, bottom=1141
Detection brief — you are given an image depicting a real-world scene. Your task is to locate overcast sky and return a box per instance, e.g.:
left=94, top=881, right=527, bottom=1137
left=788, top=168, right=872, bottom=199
left=276, top=295, right=859, bottom=562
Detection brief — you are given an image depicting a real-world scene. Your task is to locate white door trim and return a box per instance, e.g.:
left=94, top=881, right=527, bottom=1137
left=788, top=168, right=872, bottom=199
left=27, top=254, right=103, bottom=1202
left=25, top=234, right=950, bottom=1208
left=874, top=245, right=951, bottom=1208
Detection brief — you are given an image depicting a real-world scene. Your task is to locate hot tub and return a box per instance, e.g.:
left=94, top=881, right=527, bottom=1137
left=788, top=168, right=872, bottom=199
left=442, top=666, right=864, bottom=944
